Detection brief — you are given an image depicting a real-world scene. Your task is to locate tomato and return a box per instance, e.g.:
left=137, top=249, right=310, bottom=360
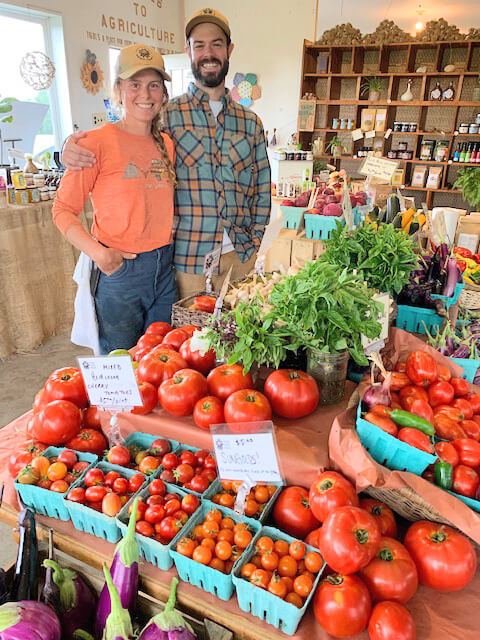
left=224, top=389, right=272, bottom=424
left=159, top=369, right=208, bottom=417
left=66, top=428, right=107, bottom=456
left=104, top=471, right=121, bottom=487
left=139, top=455, right=160, bottom=475
left=179, top=324, right=200, bottom=338
left=399, top=385, right=429, bottom=408
left=44, top=367, right=88, bottom=408
left=194, top=296, right=216, bottom=313
left=451, top=438, right=480, bottom=467
left=67, top=487, right=86, bottom=503
left=177, top=537, right=196, bottom=558
left=193, top=396, right=225, bottom=431
left=405, top=351, right=438, bottom=387
left=157, top=516, right=183, bottom=541
left=31, top=455, right=51, bottom=477
left=273, top=486, right=320, bottom=539
left=368, top=602, right=416, bottom=640
left=435, top=441, right=459, bottom=467
left=207, top=364, right=254, bottom=401
left=147, top=479, right=165, bottom=497
left=144, top=321, right=172, bottom=337
left=389, top=372, right=411, bottom=391
left=149, top=438, right=171, bottom=457
left=137, top=349, right=187, bottom=387
left=107, top=445, right=131, bottom=467
left=190, top=475, right=209, bottom=493
left=437, top=363, right=452, bottom=382
left=407, top=398, right=434, bottom=424
left=174, top=463, right=194, bottom=484
left=47, top=462, right=68, bottom=481
left=308, top=471, right=358, bottom=523
left=434, top=404, right=463, bottom=422
left=34, top=400, right=82, bottom=445
left=395, top=362, right=406, bottom=372
left=451, top=377, right=469, bottom=397
left=251, top=569, right=270, bottom=589
left=112, top=477, right=129, bottom=495
left=313, top=573, right=371, bottom=638
left=25, top=413, right=40, bottom=438
left=144, top=505, right=166, bottom=524
left=462, top=419, right=480, bottom=441
left=427, top=380, right=454, bottom=407
left=72, top=461, right=89, bottom=475
left=305, top=527, right=322, bottom=549
left=359, top=499, right=397, bottom=538
left=433, top=414, right=466, bottom=440
left=452, top=397, right=474, bottom=420
left=293, top=574, right=313, bottom=598
left=33, top=388, right=49, bottom=414
left=465, top=393, right=480, bottom=414
left=50, top=480, right=69, bottom=493
left=161, top=453, right=179, bottom=470
left=179, top=339, right=216, bottom=375
left=318, top=506, right=381, bottom=575
left=84, top=468, right=105, bottom=487
left=57, top=449, right=78, bottom=470
left=100, top=492, right=121, bottom=516
left=397, top=428, right=434, bottom=454
left=404, top=520, right=477, bottom=591
left=85, top=485, right=108, bottom=502
left=128, top=473, right=145, bottom=493
left=268, top=574, right=287, bottom=599
left=162, top=328, right=189, bottom=350
left=17, top=466, right=40, bottom=485
left=8, top=440, right=48, bottom=478
left=263, top=369, right=319, bottom=419
left=452, top=464, right=480, bottom=497
left=131, top=381, right=158, bottom=415
left=136, top=332, right=165, bottom=354
left=136, top=520, right=155, bottom=537
left=179, top=450, right=195, bottom=465
left=181, top=493, right=200, bottom=515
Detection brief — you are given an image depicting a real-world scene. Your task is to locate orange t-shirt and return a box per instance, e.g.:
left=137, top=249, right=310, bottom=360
left=53, top=123, right=175, bottom=253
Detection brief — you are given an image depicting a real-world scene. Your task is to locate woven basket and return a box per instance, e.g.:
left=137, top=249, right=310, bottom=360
left=171, top=290, right=218, bottom=328
left=364, top=486, right=456, bottom=527
left=459, top=282, right=480, bottom=310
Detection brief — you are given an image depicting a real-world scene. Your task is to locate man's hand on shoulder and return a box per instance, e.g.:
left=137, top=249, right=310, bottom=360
left=62, top=131, right=96, bottom=170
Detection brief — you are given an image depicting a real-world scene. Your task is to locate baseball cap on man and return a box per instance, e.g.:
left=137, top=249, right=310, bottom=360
left=185, top=7, right=231, bottom=40
left=116, top=44, right=171, bottom=81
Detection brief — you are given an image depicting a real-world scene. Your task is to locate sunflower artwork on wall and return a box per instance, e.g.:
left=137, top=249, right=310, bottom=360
left=231, top=73, right=261, bottom=108
left=81, top=50, right=104, bottom=95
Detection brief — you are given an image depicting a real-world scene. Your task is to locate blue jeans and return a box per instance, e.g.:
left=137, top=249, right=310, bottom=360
left=94, top=244, right=177, bottom=354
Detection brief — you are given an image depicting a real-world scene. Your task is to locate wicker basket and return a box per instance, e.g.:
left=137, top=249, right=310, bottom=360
left=364, top=486, right=456, bottom=527
left=171, top=290, right=218, bottom=328
left=459, top=283, right=480, bottom=310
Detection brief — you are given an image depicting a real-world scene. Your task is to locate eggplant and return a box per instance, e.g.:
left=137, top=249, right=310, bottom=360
left=42, top=558, right=96, bottom=639
left=101, top=564, right=133, bottom=640
left=0, top=486, right=8, bottom=606
left=0, top=600, right=61, bottom=639
left=9, top=495, right=38, bottom=602
left=137, top=578, right=196, bottom=640
left=40, top=529, right=61, bottom=614
left=95, top=499, right=139, bottom=637
left=442, top=258, right=460, bottom=297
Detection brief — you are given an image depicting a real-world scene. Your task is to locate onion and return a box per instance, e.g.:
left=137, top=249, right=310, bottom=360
left=362, top=352, right=392, bottom=410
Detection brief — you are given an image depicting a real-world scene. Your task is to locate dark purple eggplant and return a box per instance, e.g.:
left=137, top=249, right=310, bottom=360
left=40, top=529, right=61, bottom=614
left=433, top=298, right=448, bottom=319
left=0, top=600, right=61, bottom=639
left=101, top=563, right=133, bottom=640
left=9, top=494, right=38, bottom=602
left=451, top=344, right=471, bottom=358
left=137, top=578, right=196, bottom=640
left=95, top=499, right=139, bottom=637
left=42, top=558, right=96, bottom=640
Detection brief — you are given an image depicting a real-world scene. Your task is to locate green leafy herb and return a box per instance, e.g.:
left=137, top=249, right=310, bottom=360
left=454, top=167, right=480, bottom=208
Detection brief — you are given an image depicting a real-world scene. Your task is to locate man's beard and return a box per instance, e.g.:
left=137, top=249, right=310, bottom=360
left=191, top=57, right=229, bottom=88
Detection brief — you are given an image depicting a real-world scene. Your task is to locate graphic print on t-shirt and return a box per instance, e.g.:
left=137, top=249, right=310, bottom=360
left=123, top=159, right=167, bottom=182
left=123, top=162, right=139, bottom=178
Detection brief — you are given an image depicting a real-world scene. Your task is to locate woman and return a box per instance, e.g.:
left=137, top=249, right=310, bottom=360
left=53, top=44, right=176, bottom=354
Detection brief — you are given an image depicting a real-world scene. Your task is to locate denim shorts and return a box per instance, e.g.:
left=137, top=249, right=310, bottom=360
left=94, top=244, right=177, bottom=354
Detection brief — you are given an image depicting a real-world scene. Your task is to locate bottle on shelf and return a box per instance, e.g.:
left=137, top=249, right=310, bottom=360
left=465, top=143, right=472, bottom=163
left=430, top=82, right=443, bottom=101
left=453, top=143, right=461, bottom=162
left=442, top=82, right=455, bottom=101
left=471, top=144, right=478, bottom=163
left=459, top=143, right=467, bottom=163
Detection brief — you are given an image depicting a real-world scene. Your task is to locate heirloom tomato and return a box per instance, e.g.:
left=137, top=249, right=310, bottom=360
left=207, top=364, right=253, bottom=400
left=309, top=470, right=358, bottom=522
left=433, top=414, right=466, bottom=441
left=318, top=506, right=381, bottom=575
left=193, top=396, right=224, bottom=430
left=397, top=428, right=434, bottom=454
left=159, top=368, right=208, bottom=417
left=404, top=520, right=477, bottom=591
left=107, top=445, right=130, bottom=467
left=179, top=339, right=216, bottom=374
left=405, top=351, right=438, bottom=387
left=464, top=393, right=480, bottom=414
left=452, top=464, right=479, bottom=497
left=144, top=321, right=172, bottom=337
left=434, top=441, right=459, bottom=467
left=399, top=385, right=429, bottom=408
left=224, top=389, right=272, bottom=424
left=57, top=449, right=78, bottom=470
left=304, top=527, right=322, bottom=549
left=8, top=440, right=48, bottom=478
left=149, top=438, right=171, bottom=457
left=273, top=486, right=320, bottom=539
left=131, top=381, right=157, bottom=415
left=451, top=438, right=480, bottom=467
left=44, top=367, right=88, bottom=408
left=452, top=397, right=474, bottom=420
left=437, top=363, right=452, bottom=382
left=34, top=400, right=82, bottom=445
left=136, top=333, right=165, bottom=355
left=102, top=492, right=122, bottom=517
left=179, top=324, right=200, bottom=338
left=264, top=369, right=319, bottom=419
left=407, top=398, right=434, bottom=424
left=388, top=372, right=411, bottom=392
left=450, top=377, right=469, bottom=397
left=137, top=349, right=187, bottom=387
left=427, top=381, right=454, bottom=407
left=313, top=573, right=371, bottom=638
left=162, top=328, right=189, bottom=350
left=368, top=602, right=416, bottom=640
left=33, top=388, right=49, bottom=414
left=82, top=406, right=101, bottom=429
left=66, top=428, right=107, bottom=456
left=359, top=499, right=397, bottom=538
left=461, top=419, right=480, bottom=441
left=194, top=296, right=216, bottom=313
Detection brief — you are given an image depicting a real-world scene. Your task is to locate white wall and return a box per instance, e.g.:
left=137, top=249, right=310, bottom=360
left=1, top=0, right=184, bottom=132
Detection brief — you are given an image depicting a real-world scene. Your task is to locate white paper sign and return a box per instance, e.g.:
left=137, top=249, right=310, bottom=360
left=78, top=356, right=142, bottom=409
left=351, top=128, right=364, bottom=141
left=384, top=128, right=392, bottom=139
left=212, top=432, right=282, bottom=483
left=362, top=293, right=391, bottom=353
left=359, top=156, right=399, bottom=183
left=365, top=130, right=376, bottom=139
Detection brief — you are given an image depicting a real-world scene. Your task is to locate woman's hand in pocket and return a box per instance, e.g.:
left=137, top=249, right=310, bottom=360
left=95, top=246, right=137, bottom=276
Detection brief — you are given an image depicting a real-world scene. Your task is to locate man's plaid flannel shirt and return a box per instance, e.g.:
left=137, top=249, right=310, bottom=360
left=166, top=83, right=271, bottom=274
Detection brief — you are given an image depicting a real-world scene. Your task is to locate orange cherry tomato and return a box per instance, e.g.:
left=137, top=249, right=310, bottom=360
left=215, top=540, right=232, bottom=561
left=202, top=520, right=220, bottom=539
left=293, top=574, right=313, bottom=598
left=206, top=509, right=222, bottom=523
left=244, top=499, right=259, bottom=517
left=281, top=576, right=294, bottom=593
left=101, top=492, right=122, bottom=517
left=209, top=557, right=226, bottom=573
left=285, top=592, right=303, bottom=608
left=261, top=551, right=279, bottom=571
left=251, top=569, right=270, bottom=589
left=221, top=517, right=235, bottom=530
left=193, top=545, right=212, bottom=565
left=251, top=554, right=263, bottom=568
left=274, top=539, right=290, bottom=557
left=278, top=555, right=298, bottom=577
left=31, top=456, right=50, bottom=477
left=268, top=574, right=288, bottom=599
left=304, top=551, right=323, bottom=573
left=241, top=563, right=257, bottom=579
left=254, top=486, right=270, bottom=504
left=47, top=462, right=67, bottom=481
left=50, top=480, right=69, bottom=493
left=201, top=537, right=216, bottom=551
left=192, top=525, right=204, bottom=541
left=177, top=537, right=195, bottom=558
left=218, top=493, right=235, bottom=508
left=256, top=536, right=274, bottom=554
left=217, top=529, right=234, bottom=543
left=234, top=529, right=253, bottom=549
left=289, top=540, right=306, bottom=560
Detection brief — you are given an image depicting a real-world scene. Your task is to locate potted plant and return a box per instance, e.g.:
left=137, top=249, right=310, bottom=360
left=454, top=167, right=480, bottom=209
left=360, top=76, right=384, bottom=101
left=325, top=135, right=344, bottom=158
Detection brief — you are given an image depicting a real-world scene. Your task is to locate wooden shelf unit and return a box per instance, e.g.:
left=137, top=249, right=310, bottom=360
left=298, top=38, right=480, bottom=208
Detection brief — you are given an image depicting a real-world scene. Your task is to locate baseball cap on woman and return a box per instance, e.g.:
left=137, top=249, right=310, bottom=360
left=115, top=44, right=171, bottom=81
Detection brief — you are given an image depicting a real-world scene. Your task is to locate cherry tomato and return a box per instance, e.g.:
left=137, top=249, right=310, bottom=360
left=193, top=545, right=212, bottom=565
left=161, top=453, right=179, bottom=470
left=112, top=477, right=129, bottom=495
left=181, top=493, right=200, bottom=515
left=267, top=574, right=287, bottom=599
left=177, top=537, right=196, bottom=558
left=57, top=449, right=78, bottom=470
left=85, top=485, right=107, bottom=502
left=251, top=569, right=270, bottom=589
left=144, top=505, right=166, bottom=524
left=31, top=455, right=50, bottom=477
left=304, top=551, right=323, bottom=573
left=67, top=487, right=86, bottom=503
left=190, top=475, right=209, bottom=493
left=107, top=445, right=131, bottom=467
left=47, top=462, right=68, bottom=482
left=136, top=520, right=155, bottom=537
left=128, top=473, right=145, bottom=493
left=293, top=574, right=313, bottom=598
left=289, top=540, right=306, bottom=560
left=102, top=492, right=122, bottom=516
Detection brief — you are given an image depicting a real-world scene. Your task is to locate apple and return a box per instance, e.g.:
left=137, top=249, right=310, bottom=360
left=108, top=349, right=131, bottom=357
left=323, top=203, right=343, bottom=216
left=325, top=195, right=338, bottom=204
left=323, top=187, right=334, bottom=196
left=281, top=199, right=295, bottom=206
left=306, top=207, right=321, bottom=215
left=349, top=193, right=357, bottom=207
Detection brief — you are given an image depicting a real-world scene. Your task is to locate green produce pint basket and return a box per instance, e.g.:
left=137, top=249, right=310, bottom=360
left=450, top=357, right=480, bottom=383
left=431, top=280, right=465, bottom=310
left=446, top=490, right=480, bottom=513
left=202, top=479, right=283, bottom=523
left=280, top=206, right=306, bottom=230
left=304, top=214, right=343, bottom=240
left=395, top=305, right=444, bottom=335
left=14, top=447, right=97, bottom=521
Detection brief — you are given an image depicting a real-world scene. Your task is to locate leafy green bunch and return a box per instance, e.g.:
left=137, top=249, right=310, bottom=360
left=320, top=221, right=418, bottom=294
left=454, top=167, right=480, bottom=208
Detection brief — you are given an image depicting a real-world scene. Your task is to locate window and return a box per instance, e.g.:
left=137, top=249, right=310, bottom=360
left=0, top=4, right=71, bottom=160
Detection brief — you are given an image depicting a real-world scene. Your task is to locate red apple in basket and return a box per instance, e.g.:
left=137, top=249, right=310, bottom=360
left=281, top=199, right=295, bottom=206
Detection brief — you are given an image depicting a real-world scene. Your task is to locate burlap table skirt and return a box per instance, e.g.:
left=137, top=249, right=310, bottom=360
left=0, top=198, right=90, bottom=358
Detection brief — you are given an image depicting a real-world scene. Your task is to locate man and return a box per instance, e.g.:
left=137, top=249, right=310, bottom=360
left=62, top=8, right=271, bottom=299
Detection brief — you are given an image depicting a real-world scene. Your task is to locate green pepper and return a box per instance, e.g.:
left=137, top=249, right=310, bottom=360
left=434, top=460, right=453, bottom=490
left=388, top=409, right=435, bottom=436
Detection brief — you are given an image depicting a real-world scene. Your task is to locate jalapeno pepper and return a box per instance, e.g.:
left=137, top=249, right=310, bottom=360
left=434, top=460, right=453, bottom=490
left=388, top=409, right=435, bottom=436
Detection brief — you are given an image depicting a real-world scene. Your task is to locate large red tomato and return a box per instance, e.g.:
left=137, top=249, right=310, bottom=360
left=405, top=351, right=438, bottom=387
left=159, top=369, right=208, bottom=417
left=8, top=440, right=48, bottom=478
left=131, top=381, right=158, bottom=415
left=193, top=396, right=225, bottom=430
left=263, top=369, right=319, bottom=418
left=309, top=470, right=358, bottom=522
left=144, top=321, right=172, bottom=337
left=313, top=573, right=371, bottom=638
left=179, top=324, right=200, bottom=338
left=359, top=537, right=418, bottom=603
left=135, top=332, right=166, bottom=357
left=273, top=486, right=320, bottom=539
left=318, top=506, right=381, bottom=575
left=44, top=367, right=89, bottom=408
left=359, top=498, right=397, bottom=538
left=66, top=428, right=107, bottom=456
left=305, top=527, right=322, bottom=549
left=33, top=388, right=49, bottom=414
left=137, top=349, right=187, bottom=387
left=179, top=338, right=216, bottom=375
left=404, top=520, right=477, bottom=591
left=34, top=400, right=82, bottom=445
left=162, top=328, right=189, bottom=350
left=368, top=601, right=416, bottom=640
left=207, top=364, right=253, bottom=401
left=224, top=389, right=272, bottom=424
left=82, top=406, right=102, bottom=430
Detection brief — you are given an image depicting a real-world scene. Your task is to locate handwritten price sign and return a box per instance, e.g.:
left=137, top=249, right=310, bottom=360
left=78, top=356, right=142, bottom=410
left=212, top=432, right=282, bottom=483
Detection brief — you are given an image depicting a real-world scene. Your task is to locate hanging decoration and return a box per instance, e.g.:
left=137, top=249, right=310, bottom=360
left=19, top=51, right=56, bottom=90
left=231, top=73, right=261, bottom=108
left=81, top=50, right=104, bottom=95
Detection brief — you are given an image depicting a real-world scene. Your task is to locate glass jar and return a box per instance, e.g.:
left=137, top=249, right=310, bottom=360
left=40, top=187, right=49, bottom=201
left=33, top=173, right=45, bottom=188
left=459, top=123, right=469, bottom=134
left=401, top=123, right=410, bottom=132
left=28, top=186, right=40, bottom=203
left=24, top=172, right=34, bottom=187
left=398, top=141, right=408, bottom=151
left=332, top=118, right=339, bottom=130
left=15, top=189, right=29, bottom=205
left=393, top=122, right=402, bottom=132
left=307, top=349, right=349, bottom=405
left=48, top=185, right=57, bottom=199
left=469, top=123, right=479, bottom=134
left=409, top=123, right=417, bottom=132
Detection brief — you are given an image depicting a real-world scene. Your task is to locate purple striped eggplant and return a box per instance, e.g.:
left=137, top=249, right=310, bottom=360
left=95, top=498, right=139, bottom=637
left=101, top=564, right=133, bottom=640
left=0, top=600, right=61, bottom=639
left=42, top=559, right=96, bottom=640
left=137, top=578, right=196, bottom=640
